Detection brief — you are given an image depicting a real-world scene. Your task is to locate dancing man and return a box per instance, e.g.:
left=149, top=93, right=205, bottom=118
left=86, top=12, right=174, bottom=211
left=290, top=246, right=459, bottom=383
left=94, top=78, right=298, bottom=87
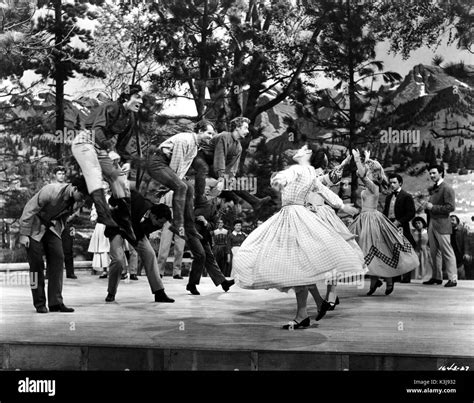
left=185, top=203, right=235, bottom=295
left=19, top=177, right=89, bottom=313
left=143, top=120, right=214, bottom=239
left=71, top=84, right=143, bottom=243
left=191, top=117, right=271, bottom=211
left=383, top=173, right=416, bottom=283
left=105, top=190, right=175, bottom=303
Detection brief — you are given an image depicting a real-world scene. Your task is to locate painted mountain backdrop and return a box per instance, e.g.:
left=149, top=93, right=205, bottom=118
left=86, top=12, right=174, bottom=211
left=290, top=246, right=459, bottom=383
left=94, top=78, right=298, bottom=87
left=261, top=63, right=474, bottom=155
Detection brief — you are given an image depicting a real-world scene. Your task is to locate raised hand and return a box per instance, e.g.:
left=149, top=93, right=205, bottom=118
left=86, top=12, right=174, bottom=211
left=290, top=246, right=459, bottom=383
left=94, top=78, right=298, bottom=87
left=341, top=150, right=352, bottom=166
left=351, top=149, right=360, bottom=160
left=121, top=163, right=131, bottom=173
left=364, top=149, right=371, bottom=161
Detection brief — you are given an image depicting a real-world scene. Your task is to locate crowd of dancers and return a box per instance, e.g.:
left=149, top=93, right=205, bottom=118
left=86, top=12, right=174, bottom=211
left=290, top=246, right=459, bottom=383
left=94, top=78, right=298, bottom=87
left=18, top=84, right=467, bottom=329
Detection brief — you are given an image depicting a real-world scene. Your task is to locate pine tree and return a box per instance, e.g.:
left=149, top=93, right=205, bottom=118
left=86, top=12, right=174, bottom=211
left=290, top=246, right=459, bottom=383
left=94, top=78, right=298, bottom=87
left=448, top=150, right=459, bottom=173
left=392, top=146, right=401, bottom=164
left=427, top=145, right=437, bottom=165
left=31, top=1, right=105, bottom=161
left=419, top=141, right=426, bottom=161
left=442, top=146, right=451, bottom=163
left=411, top=148, right=421, bottom=164
left=424, top=142, right=433, bottom=162
left=462, top=146, right=468, bottom=167
left=466, top=146, right=474, bottom=170
left=383, top=147, right=392, bottom=167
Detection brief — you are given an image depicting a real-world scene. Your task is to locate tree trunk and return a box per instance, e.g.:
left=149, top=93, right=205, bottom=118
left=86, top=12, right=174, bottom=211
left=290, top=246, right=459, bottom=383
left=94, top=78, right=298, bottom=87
left=54, top=0, right=64, bottom=163
left=196, top=0, right=209, bottom=120
left=346, top=0, right=358, bottom=204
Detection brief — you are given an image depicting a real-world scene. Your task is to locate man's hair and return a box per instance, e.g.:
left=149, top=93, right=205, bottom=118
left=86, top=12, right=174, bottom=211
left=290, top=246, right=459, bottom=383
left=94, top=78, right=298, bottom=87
left=194, top=119, right=215, bottom=133
left=230, top=117, right=250, bottom=132
left=118, top=84, right=143, bottom=103
left=150, top=203, right=172, bottom=221
left=450, top=215, right=460, bottom=225
left=428, top=164, right=445, bottom=177
left=53, top=166, right=65, bottom=174
left=71, top=176, right=88, bottom=195
left=388, top=173, right=403, bottom=185
left=233, top=219, right=243, bottom=226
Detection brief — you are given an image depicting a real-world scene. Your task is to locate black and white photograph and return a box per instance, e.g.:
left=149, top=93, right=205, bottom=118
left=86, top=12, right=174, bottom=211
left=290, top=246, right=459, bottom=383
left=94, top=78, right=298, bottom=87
left=0, top=0, right=473, bottom=401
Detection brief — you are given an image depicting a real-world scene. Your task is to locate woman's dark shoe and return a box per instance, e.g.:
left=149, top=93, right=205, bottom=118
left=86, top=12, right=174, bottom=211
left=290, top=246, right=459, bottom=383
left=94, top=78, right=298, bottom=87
left=130, top=274, right=139, bottom=281
left=36, top=306, right=48, bottom=314
left=99, top=272, right=108, bottom=279
left=282, top=317, right=310, bottom=330
left=367, top=279, right=383, bottom=296
left=385, top=282, right=394, bottom=295
left=328, top=296, right=340, bottom=311
left=315, top=300, right=331, bottom=321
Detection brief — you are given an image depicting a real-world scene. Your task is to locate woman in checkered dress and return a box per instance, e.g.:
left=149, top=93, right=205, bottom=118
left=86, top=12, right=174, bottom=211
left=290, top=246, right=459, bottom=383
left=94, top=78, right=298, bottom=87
left=233, top=145, right=366, bottom=329
left=305, top=149, right=366, bottom=319
left=348, top=150, right=418, bottom=296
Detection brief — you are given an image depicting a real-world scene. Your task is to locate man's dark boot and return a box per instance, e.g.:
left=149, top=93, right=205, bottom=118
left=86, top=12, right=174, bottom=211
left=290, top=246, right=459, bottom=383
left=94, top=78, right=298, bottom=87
left=115, top=198, right=137, bottom=245
left=154, top=289, right=175, bottom=303
left=90, top=189, right=120, bottom=228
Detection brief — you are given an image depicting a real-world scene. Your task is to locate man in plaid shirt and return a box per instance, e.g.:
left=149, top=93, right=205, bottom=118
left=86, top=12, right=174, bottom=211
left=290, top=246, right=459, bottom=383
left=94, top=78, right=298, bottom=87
left=145, top=120, right=215, bottom=239
left=191, top=116, right=271, bottom=211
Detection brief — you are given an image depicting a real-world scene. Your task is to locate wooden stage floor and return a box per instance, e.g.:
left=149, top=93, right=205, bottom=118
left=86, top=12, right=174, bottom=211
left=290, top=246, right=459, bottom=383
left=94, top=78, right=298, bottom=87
left=1, top=271, right=473, bottom=371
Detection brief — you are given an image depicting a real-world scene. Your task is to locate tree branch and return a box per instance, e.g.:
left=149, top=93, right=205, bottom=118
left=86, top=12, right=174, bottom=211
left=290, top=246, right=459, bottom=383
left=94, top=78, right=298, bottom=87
left=251, top=23, right=324, bottom=120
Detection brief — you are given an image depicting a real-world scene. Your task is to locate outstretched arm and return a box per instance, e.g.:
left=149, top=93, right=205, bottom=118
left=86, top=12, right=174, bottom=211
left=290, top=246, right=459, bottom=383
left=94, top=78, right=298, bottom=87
left=311, top=177, right=344, bottom=209
left=352, top=149, right=378, bottom=194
